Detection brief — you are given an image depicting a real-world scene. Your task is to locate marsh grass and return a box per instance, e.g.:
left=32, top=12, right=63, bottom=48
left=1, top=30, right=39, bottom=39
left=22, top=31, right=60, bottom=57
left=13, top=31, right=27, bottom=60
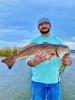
left=0, top=47, right=19, bottom=57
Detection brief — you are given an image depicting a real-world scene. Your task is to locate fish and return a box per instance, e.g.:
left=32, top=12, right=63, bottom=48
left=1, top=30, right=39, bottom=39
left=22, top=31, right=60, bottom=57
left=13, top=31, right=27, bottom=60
left=1, top=42, right=70, bottom=73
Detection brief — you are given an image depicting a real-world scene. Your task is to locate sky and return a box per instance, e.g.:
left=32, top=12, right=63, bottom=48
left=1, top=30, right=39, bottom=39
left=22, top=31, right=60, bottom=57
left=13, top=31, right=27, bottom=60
left=0, top=0, right=75, bottom=49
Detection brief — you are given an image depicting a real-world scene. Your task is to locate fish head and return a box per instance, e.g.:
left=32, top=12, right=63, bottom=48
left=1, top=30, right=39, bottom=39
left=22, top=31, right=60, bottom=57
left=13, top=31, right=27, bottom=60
left=57, top=45, right=70, bottom=58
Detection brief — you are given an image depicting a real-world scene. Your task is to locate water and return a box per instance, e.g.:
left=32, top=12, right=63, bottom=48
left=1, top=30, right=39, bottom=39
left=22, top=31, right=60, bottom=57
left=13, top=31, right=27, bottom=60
left=0, top=59, right=32, bottom=100
left=61, top=54, right=75, bottom=100
left=0, top=54, right=75, bottom=100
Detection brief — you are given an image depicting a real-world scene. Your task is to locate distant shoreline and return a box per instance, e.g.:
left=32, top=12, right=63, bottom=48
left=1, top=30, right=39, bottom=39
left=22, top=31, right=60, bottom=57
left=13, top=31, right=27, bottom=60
left=70, top=50, right=75, bottom=53
left=0, top=48, right=18, bottom=57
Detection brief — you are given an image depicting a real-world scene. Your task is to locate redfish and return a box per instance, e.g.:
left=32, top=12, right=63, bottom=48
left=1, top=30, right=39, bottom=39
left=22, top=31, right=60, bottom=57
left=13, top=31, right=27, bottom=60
left=1, top=43, right=70, bottom=73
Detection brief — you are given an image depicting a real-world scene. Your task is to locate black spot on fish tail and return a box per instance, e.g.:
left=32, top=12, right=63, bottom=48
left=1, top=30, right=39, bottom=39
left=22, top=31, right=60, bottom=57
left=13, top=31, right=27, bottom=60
left=1, top=58, right=15, bottom=69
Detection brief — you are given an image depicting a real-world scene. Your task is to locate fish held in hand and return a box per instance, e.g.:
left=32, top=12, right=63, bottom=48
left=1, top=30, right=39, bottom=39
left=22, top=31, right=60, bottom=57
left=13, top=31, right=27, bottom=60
left=1, top=43, right=70, bottom=70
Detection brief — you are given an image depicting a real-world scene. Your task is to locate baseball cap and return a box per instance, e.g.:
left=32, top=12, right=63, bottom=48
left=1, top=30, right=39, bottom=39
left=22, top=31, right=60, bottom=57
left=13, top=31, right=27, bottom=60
left=38, top=17, right=51, bottom=27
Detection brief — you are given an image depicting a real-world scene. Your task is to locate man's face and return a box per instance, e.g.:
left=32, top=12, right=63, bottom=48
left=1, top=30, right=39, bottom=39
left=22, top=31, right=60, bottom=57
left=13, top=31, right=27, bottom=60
left=38, top=22, right=51, bottom=34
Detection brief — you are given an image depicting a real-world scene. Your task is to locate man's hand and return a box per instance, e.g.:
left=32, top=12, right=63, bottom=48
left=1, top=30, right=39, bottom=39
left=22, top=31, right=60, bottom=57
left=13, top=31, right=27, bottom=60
left=27, top=50, right=47, bottom=67
left=62, top=54, right=72, bottom=66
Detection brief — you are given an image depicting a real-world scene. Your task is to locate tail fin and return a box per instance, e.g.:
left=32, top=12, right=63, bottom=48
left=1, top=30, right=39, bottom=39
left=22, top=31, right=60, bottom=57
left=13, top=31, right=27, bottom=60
left=1, top=56, right=15, bottom=69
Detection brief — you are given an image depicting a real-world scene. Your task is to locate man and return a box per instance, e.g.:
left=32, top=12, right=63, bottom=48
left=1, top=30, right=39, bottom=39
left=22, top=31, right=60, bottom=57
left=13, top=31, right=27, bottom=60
left=27, top=17, right=72, bottom=100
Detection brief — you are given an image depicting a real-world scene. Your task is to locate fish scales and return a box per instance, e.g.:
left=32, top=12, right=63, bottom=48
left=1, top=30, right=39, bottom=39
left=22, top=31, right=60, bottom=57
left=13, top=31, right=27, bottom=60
left=1, top=43, right=70, bottom=73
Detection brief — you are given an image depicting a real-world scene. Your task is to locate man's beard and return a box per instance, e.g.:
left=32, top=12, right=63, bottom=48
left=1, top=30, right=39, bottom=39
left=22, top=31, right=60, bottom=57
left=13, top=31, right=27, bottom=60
left=40, top=28, right=50, bottom=34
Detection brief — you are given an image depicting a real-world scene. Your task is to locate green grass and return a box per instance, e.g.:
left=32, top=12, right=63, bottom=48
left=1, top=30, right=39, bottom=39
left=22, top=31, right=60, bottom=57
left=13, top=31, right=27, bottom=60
left=0, top=47, right=19, bottom=57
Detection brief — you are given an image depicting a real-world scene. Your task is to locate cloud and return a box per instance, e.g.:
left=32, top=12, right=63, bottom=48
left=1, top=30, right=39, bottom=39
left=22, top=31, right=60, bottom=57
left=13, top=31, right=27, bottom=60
left=0, top=40, right=75, bottom=51
left=29, top=0, right=75, bottom=7
left=64, top=41, right=75, bottom=50
left=0, top=0, right=75, bottom=33
left=64, top=37, right=75, bottom=50
left=0, top=28, right=37, bottom=42
left=0, top=39, right=30, bottom=48
left=71, top=37, right=75, bottom=41
left=1, top=0, right=74, bottom=7
left=0, top=0, right=75, bottom=48
left=0, top=28, right=37, bottom=48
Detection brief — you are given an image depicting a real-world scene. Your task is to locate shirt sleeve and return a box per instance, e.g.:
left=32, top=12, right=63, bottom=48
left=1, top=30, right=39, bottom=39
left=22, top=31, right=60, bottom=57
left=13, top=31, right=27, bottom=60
left=26, top=55, right=34, bottom=65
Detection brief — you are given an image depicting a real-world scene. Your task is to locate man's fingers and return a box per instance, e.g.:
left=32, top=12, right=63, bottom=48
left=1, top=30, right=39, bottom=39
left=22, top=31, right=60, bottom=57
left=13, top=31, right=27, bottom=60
left=62, top=57, right=72, bottom=62
left=40, top=55, right=46, bottom=61
left=35, top=49, right=42, bottom=55
left=34, top=51, right=47, bottom=62
left=62, top=56, right=72, bottom=65
left=35, top=55, right=40, bottom=61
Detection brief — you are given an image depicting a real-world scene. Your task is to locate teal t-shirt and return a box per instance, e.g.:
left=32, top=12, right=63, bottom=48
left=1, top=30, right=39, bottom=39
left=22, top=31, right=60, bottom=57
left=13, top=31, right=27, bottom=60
left=30, top=35, right=63, bottom=84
